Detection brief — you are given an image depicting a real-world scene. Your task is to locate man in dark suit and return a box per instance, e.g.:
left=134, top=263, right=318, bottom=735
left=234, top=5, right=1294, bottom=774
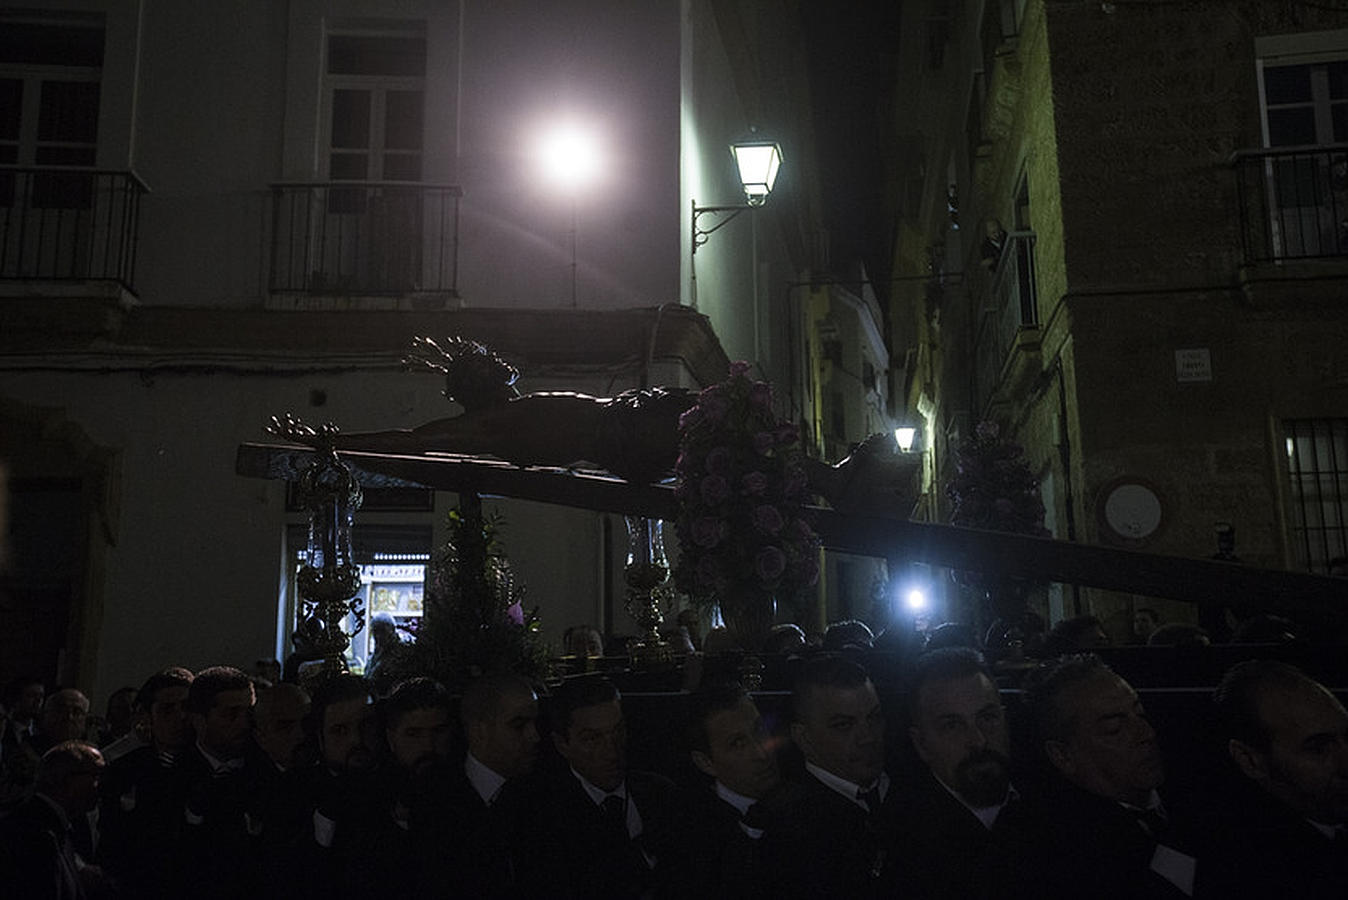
left=756, top=654, right=894, bottom=900
left=886, top=647, right=1035, bottom=899
left=1195, top=660, right=1348, bottom=898
left=416, top=670, right=541, bottom=899
left=0, top=675, right=45, bottom=813
left=290, top=673, right=381, bottom=899
left=1022, top=653, right=1194, bottom=899
left=174, top=665, right=258, bottom=899
left=346, top=676, right=456, bottom=897
left=524, top=674, right=678, bottom=899
left=243, top=680, right=314, bottom=898
left=0, top=740, right=111, bottom=899
left=97, top=666, right=194, bottom=898
left=668, top=681, right=781, bottom=898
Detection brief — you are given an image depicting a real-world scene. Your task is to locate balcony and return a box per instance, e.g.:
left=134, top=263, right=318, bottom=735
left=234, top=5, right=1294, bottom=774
left=269, top=182, right=462, bottom=304
left=0, top=167, right=146, bottom=294
left=974, top=231, right=1039, bottom=410
left=1232, top=144, right=1348, bottom=263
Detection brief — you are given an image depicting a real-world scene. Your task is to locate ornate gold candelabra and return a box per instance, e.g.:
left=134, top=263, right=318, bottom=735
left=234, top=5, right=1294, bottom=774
left=276, top=420, right=365, bottom=683
left=623, top=516, right=675, bottom=672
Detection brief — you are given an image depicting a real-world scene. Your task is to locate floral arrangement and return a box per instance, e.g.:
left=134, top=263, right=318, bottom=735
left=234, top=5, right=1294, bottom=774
left=945, top=420, right=1048, bottom=535
left=672, top=362, right=820, bottom=607
left=944, top=420, right=1048, bottom=635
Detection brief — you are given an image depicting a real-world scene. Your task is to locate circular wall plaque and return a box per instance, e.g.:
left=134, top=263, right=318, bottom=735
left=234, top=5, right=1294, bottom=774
left=1101, top=480, right=1164, bottom=543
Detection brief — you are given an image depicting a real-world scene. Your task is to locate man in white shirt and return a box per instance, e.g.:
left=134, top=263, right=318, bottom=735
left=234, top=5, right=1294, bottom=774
left=759, top=655, right=893, bottom=900
left=1023, top=653, right=1192, bottom=899
left=176, top=666, right=257, bottom=899
left=526, top=674, right=677, bottom=899
left=671, top=681, right=781, bottom=896
left=888, top=647, right=1032, bottom=898
left=1197, top=659, right=1348, bottom=898
left=461, top=670, right=540, bottom=804
left=417, top=671, right=541, bottom=899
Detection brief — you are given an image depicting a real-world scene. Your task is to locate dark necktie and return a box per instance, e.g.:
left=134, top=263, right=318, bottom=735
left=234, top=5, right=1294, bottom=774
left=857, top=785, right=882, bottom=815
left=602, top=793, right=627, bottom=835
left=1133, top=806, right=1168, bottom=840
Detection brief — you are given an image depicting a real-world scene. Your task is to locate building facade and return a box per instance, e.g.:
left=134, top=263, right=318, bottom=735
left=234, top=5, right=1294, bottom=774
left=1, top=0, right=909, bottom=698
left=0, top=0, right=716, bottom=699
left=889, top=0, right=1348, bottom=631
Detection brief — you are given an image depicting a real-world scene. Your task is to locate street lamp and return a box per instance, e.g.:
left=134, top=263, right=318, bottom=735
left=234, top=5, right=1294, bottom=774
left=689, top=138, right=782, bottom=312
left=894, top=425, right=918, bottom=453
left=538, top=123, right=603, bottom=307
left=691, top=139, right=784, bottom=255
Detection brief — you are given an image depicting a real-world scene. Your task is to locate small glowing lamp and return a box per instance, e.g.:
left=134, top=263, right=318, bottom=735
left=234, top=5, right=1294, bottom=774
left=731, top=140, right=783, bottom=206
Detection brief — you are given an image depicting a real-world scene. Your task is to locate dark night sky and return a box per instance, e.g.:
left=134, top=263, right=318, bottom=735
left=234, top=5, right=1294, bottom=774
left=803, top=1, right=904, bottom=297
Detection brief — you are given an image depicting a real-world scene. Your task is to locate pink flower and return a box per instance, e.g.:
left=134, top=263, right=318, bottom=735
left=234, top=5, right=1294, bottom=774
left=699, top=393, right=729, bottom=424
left=783, top=467, right=808, bottom=500
left=753, top=505, right=785, bottom=535
left=692, top=517, right=725, bottom=548
left=728, top=361, right=752, bottom=377
left=741, top=471, right=768, bottom=496
left=705, top=446, right=733, bottom=476
left=506, top=601, right=525, bottom=626
left=749, top=381, right=773, bottom=408
left=755, top=546, right=787, bottom=581
left=700, top=475, right=731, bottom=505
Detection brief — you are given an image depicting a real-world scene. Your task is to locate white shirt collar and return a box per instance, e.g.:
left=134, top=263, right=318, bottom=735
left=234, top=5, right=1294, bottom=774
left=714, top=781, right=757, bottom=817
left=465, top=752, right=508, bottom=806
left=195, top=740, right=242, bottom=774
left=572, top=767, right=626, bottom=806
left=805, top=761, right=889, bottom=811
left=1307, top=818, right=1341, bottom=841
left=1119, top=788, right=1165, bottom=816
left=933, top=773, right=1018, bottom=829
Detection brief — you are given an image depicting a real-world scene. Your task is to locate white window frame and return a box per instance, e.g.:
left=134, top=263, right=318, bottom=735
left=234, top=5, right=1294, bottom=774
left=319, top=29, right=426, bottom=184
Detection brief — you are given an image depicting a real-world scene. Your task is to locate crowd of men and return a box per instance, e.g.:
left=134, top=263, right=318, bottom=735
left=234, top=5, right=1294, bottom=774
left=0, top=648, right=1345, bottom=899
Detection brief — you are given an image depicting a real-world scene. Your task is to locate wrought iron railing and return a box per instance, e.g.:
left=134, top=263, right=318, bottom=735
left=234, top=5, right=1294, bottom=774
left=269, top=181, right=462, bottom=296
left=1232, top=144, right=1348, bottom=263
left=974, top=231, right=1038, bottom=409
left=0, top=167, right=146, bottom=292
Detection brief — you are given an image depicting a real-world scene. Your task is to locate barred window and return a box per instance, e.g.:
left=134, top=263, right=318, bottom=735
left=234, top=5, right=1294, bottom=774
left=1284, top=418, right=1348, bottom=574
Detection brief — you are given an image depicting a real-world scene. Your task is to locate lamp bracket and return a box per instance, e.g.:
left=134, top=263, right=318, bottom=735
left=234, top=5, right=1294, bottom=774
left=691, top=202, right=755, bottom=254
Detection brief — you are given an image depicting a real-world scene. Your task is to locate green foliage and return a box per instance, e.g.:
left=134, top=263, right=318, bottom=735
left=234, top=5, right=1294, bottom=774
left=399, top=505, right=547, bottom=691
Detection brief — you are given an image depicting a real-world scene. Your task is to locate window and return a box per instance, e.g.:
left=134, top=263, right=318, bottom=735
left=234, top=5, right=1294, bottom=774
left=324, top=32, right=426, bottom=190
left=0, top=19, right=103, bottom=208
left=1256, top=52, right=1348, bottom=257
left=1261, top=61, right=1348, bottom=147
left=1284, top=418, right=1348, bottom=574
left=310, top=28, right=428, bottom=292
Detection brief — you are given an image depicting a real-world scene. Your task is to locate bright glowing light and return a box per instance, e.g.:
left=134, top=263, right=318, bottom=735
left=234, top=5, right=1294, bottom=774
left=731, top=140, right=782, bottom=205
left=904, top=588, right=927, bottom=612
left=538, top=124, right=603, bottom=191
left=894, top=426, right=917, bottom=452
